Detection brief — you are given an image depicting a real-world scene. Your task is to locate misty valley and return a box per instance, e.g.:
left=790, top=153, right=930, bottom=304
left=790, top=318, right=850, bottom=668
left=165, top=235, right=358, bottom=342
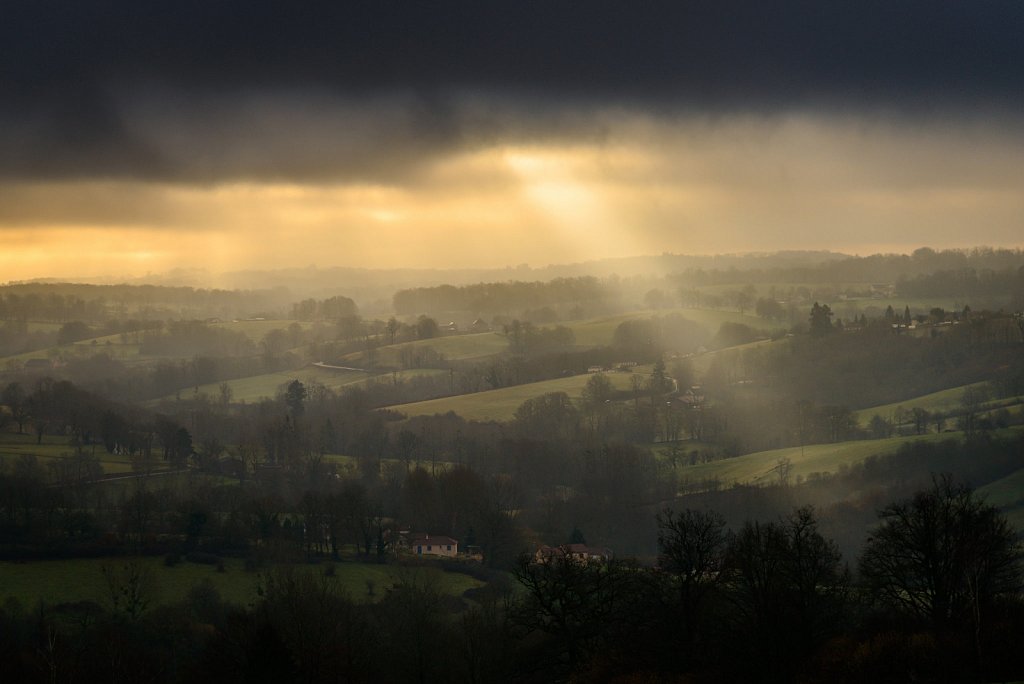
left=0, top=248, right=1022, bottom=682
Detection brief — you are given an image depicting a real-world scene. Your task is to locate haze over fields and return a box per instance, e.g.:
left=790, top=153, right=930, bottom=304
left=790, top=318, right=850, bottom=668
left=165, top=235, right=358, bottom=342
left=3, top=4, right=1024, bottom=683
left=2, top=1, right=1024, bottom=281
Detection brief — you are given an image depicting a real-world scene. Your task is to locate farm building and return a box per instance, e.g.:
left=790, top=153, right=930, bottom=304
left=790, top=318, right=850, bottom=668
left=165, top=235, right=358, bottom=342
left=534, top=543, right=613, bottom=565
left=409, top=533, right=459, bottom=558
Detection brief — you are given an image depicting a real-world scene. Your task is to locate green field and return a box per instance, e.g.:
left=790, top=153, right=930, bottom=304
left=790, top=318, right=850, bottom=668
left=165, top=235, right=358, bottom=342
left=3, top=340, right=143, bottom=367
left=674, top=432, right=960, bottom=489
left=0, top=432, right=138, bottom=475
left=854, top=382, right=991, bottom=425
left=686, top=337, right=782, bottom=376
left=0, top=556, right=483, bottom=609
left=979, top=468, right=1024, bottom=533
left=343, top=332, right=510, bottom=367
left=340, top=308, right=773, bottom=371
left=157, top=366, right=366, bottom=404
left=561, top=307, right=773, bottom=348
left=390, top=371, right=642, bottom=421
left=153, top=366, right=451, bottom=405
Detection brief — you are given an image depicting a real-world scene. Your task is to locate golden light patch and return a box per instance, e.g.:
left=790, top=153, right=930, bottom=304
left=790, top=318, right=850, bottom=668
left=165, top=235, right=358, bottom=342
left=2, top=113, right=1024, bottom=282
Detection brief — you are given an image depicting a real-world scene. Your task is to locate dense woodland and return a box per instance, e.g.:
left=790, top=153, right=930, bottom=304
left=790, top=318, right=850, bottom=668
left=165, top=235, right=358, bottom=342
left=1, top=248, right=1023, bottom=682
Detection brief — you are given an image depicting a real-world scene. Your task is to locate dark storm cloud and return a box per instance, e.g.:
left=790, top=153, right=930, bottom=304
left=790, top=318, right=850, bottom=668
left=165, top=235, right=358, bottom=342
left=2, top=0, right=1022, bottom=182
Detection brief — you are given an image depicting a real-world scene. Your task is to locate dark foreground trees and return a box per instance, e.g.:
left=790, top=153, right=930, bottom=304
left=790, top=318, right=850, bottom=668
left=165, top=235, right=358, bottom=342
left=512, top=552, right=642, bottom=674
left=722, top=506, right=850, bottom=681
left=0, top=470, right=1021, bottom=683
left=655, top=507, right=727, bottom=668
left=860, top=475, right=1023, bottom=633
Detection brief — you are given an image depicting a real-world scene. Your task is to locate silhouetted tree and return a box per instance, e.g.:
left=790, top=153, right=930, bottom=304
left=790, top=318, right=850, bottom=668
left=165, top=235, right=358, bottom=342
left=2, top=382, right=29, bottom=433
left=859, top=475, right=1022, bottom=635
left=284, top=379, right=306, bottom=417
left=808, top=302, right=834, bottom=337
left=415, top=315, right=438, bottom=340
left=723, top=506, right=848, bottom=679
left=656, top=507, right=727, bottom=630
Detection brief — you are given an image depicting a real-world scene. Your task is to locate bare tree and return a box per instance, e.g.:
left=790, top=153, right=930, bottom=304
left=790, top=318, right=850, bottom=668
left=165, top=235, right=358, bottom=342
left=859, top=475, right=1022, bottom=634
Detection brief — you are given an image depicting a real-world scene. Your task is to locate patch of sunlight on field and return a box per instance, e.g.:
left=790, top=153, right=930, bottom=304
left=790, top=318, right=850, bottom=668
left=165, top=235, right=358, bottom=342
left=687, top=337, right=782, bottom=375
left=390, top=371, right=639, bottom=421
left=562, top=307, right=772, bottom=348
left=854, top=381, right=992, bottom=425
left=164, top=366, right=368, bottom=403
left=674, top=432, right=959, bottom=489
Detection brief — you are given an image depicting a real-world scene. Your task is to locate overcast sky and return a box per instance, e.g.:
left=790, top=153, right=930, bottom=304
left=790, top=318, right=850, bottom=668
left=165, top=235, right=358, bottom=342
left=2, top=1, right=1023, bottom=280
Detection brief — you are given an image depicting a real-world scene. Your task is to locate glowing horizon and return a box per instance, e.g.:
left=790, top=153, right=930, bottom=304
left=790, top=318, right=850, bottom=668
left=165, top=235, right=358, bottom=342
left=2, top=114, right=1023, bottom=283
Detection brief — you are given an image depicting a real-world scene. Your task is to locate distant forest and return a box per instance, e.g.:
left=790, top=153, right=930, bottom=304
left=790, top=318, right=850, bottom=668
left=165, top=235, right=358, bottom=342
left=4, top=247, right=1023, bottom=324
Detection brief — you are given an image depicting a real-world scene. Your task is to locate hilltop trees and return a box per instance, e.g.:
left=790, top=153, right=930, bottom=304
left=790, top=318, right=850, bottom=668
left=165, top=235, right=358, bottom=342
left=393, top=276, right=609, bottom=318
left=290, top=295, right=358, bottom=321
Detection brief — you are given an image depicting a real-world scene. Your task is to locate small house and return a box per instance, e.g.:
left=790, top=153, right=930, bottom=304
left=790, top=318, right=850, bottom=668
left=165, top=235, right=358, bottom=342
left=409, top=533, right=459, bottom=558
left=534, top=543, right=613, bottom=565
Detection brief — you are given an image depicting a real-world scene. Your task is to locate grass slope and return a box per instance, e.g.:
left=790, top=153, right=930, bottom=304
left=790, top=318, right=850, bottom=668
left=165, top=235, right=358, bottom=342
left=390, top=372, right=641, bottom=421
left=154, top=366, right=451, bottom=405
left=0, top=432, right=138, bottom=475
left=978, top=468, right=1024, bottom=533
left=0, top=556, right=483, bottom=608
left=674, top=432, right=958, bottom=489
left=343, top=332, right=510, bottom=367
left=342, top=308, right=769, bottom=370
left=854, top=382, right=991, bottom=425
left=563, top=307, right=772, bottom=348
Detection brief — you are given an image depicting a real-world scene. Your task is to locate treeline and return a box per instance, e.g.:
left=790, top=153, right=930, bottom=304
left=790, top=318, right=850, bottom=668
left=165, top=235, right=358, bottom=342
left=509, top=479, right=1023, bottom=682
left=0, top=476, right=1020, bottom=683
left=139, top=321, right=256, bottom=358
left=4, top=364, right=1022, bottom=565
left=897, top=266, right=1024, bottom=298
left=290, top=295, right=358, bottom=321
left=392, top=277, right=612, bottom=318
left=0, top=283, right=290, bottom=323
left=1, top=372, right=1023, bottom=682
left=670, top=246, right=1024, bottom=287
left=711, top=311, right=1024, bottom=407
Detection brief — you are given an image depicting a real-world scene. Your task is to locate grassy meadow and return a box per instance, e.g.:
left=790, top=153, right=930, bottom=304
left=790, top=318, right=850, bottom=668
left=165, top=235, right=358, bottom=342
left=389, top=370, right=642, bottom=421
left=0, top=555, right=484, bottom=609
left=853, top=381, right=992, bottom=425
left=342, top=331, right=510, bottom=367
left=560, top=307, right=773, bottom=347
left=978, top=467, right=1024, bottom=531
left=0, top=432, right=139, bottom=475
left=152, top=367, right=454, bottom=405
left=672, top=432, right=960, bottom=489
